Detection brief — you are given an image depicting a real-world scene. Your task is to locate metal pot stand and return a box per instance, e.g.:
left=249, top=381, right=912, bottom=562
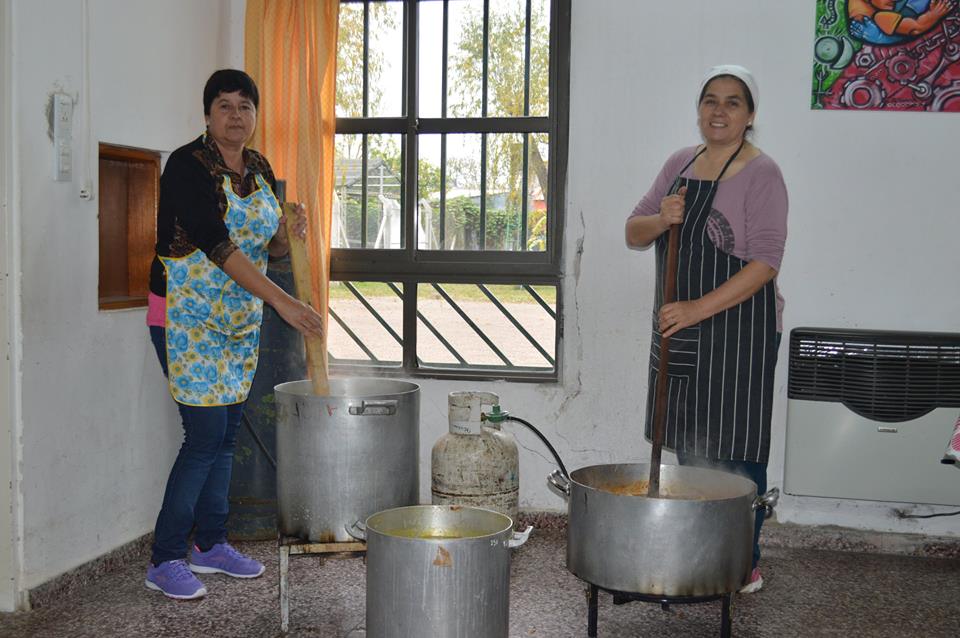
left=585, top=582, right=733, bottom=638
left=278, top=535, right=366, bottom=634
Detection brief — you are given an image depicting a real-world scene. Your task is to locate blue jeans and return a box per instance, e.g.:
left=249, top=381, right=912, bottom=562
left=676, top=451, right=767, bottom=570
left=149, top=327, right=244, bottom=564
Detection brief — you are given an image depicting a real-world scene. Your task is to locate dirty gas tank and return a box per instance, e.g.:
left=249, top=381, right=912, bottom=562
left=431, top=391, right=519, bottom=523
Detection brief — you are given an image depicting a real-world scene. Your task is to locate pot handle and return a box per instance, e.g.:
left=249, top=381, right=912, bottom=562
left=547, top=469, right=571, bottom=499
left=345, top=519, right=367, bottom=541
left=508, top=526, right=533, bottom=549
left=348, top=400, right=398, bottom=416
left=752, top=487, right=780, bottom=519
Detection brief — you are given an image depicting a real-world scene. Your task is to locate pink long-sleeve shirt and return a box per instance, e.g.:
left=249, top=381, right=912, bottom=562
left=629, top=146, right=788, bottom=329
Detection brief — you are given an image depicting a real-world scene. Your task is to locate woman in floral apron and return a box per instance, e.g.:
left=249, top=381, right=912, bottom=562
left=144, top=70, right=323, bottom=600
left=626, top=65, right=789, bottom=594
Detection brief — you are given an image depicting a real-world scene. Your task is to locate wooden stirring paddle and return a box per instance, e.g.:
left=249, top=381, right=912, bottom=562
left=282, top=202, right=330, bottom=396
left=648, top=221, right=680, bottom=498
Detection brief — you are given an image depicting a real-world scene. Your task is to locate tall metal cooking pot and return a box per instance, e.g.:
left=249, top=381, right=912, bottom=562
left=352, top=505, right=531, bottom=638
left=548, top=463, right=778, bottom=597
left=274, top=378, right=420, bottom=542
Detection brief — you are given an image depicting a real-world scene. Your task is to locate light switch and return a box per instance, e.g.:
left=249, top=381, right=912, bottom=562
left=53, top=93, right=73, bottom=182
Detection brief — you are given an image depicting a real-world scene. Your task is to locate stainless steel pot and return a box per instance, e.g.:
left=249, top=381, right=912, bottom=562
left=274, top=378, right=420, bottom=542
left=548, top=463, right=778, bottom=597
left=353, top=505, right=531, bottom=638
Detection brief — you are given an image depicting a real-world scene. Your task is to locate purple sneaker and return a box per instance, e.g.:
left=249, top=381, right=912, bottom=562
left=145, top=559, right=207, bottom=600
left=189, top=543, right=265, bottom=578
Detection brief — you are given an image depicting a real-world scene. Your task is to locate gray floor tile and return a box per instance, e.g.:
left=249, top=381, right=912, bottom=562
left=1, top=528, right=957, bottom=637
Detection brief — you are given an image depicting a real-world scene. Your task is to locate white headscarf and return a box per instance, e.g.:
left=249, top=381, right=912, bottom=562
left=698, top=65, right=758, bottom=122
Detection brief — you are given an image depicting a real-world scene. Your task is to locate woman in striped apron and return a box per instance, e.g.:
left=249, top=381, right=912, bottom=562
left=626, top=65, right=789, bottom=594
left=144, top=70, right=324, bottom=600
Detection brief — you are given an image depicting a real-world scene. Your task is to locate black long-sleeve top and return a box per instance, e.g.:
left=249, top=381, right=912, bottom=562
left=149, top=134, right=277, bottom=296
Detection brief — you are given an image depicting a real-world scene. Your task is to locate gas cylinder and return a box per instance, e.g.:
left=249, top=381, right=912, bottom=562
left=431, top=391, right=519, bottom=523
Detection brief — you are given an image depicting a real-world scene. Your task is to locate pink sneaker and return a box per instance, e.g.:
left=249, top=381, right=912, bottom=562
left=942, top=416, right=960, bottom=464
left=739, top=567, right=763, bottom=594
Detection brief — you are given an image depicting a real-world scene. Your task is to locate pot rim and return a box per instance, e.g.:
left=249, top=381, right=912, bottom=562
left=275, top=377, right=421, bottom=398
left=569, top=462, right=756, bottom=502
left=365, top=504, right=514, bottom=541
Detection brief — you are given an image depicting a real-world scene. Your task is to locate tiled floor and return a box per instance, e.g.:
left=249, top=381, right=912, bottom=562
left=2, top=526, right=958, bottom=637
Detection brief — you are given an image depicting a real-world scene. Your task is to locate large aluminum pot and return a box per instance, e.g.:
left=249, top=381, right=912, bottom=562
left=356, top=505, right=531, bottom=638
left=548, top=463, right=778, bottom=597
left=275, top=378, right=420, bottom=542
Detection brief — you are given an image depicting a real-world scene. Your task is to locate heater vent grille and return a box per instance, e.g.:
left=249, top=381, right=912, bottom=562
left=788, top=327, right=960, bottom=423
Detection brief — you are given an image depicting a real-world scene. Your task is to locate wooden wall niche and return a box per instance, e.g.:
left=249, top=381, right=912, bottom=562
left=98, top=143, right=160, bottom=310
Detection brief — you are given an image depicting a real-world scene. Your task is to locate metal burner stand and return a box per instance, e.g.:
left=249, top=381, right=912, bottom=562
left=586, top=583, right=732, bottom=638
left=278, top=536, right=366, bottom=633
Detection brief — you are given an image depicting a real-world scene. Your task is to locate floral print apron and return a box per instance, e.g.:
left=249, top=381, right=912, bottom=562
left=161, top=174, right=279, bottom=406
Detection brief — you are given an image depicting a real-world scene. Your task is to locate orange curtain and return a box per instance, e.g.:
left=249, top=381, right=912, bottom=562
left=245, top=0, right=338, bottom=326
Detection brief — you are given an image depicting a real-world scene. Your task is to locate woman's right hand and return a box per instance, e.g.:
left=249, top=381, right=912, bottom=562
left=274, top=294, right=324, bottom=338
left=658, top=185, right=687, bottom=229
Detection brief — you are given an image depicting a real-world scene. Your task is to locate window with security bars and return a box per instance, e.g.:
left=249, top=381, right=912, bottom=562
left=331, top=0, right=569, bottom=380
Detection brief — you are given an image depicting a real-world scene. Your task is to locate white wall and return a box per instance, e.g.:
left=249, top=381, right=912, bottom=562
left=415, top=0, right=960, bottom=538
left=504, top=0, right=960, bottom=532
left=10, top=0, right=241, bottom=594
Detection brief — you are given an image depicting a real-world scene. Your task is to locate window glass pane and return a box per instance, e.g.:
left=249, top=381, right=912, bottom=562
left=334, top=133, right=403, bottom=249
left=529, top=0, right=550, bottom=117
left=336, top=2, right=363, bottom=118
left=328, top=281, right=403, bottom=365
left=334, top=133, right=362, bottom=248
left=418, top=0, right=443, bottom=118
left=368, top=133, right=404, bottom=248
left=447, top=0, right=484, bottom=118
left=369, top=1, right=404, bottom=117
left=488, top=0, right=527, bottom=117
left=417, top=133, right=442, bottom=249
left=442, top=133, right=482, bottom=250
left=485, top=132, right=523, bottom=250
left=527, top=132, right=549, bottom=252
left=416, top=283, right=556, bottom=369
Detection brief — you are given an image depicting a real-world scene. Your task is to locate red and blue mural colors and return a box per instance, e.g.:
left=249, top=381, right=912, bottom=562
left=813, top=0, right=960, bottom=111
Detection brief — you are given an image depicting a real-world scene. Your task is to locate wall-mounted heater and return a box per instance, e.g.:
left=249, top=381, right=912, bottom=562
left=785, top=327, right=960, bottom=506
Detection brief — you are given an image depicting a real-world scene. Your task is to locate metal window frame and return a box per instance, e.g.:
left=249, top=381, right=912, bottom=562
left=332, top=0, right=570, bottom=382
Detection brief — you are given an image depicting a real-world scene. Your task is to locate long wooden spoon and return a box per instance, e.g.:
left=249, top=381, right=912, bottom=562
left=648, top=221, right=680, bottom=498
left=282, top=202, right=330, bottom=396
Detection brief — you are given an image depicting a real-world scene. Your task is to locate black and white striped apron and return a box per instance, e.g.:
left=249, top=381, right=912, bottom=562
left=644, top=147, right=778, bottom=464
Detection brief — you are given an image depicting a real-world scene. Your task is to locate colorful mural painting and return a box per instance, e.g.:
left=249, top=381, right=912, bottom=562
left=812, top=0, right=960, bottom=111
